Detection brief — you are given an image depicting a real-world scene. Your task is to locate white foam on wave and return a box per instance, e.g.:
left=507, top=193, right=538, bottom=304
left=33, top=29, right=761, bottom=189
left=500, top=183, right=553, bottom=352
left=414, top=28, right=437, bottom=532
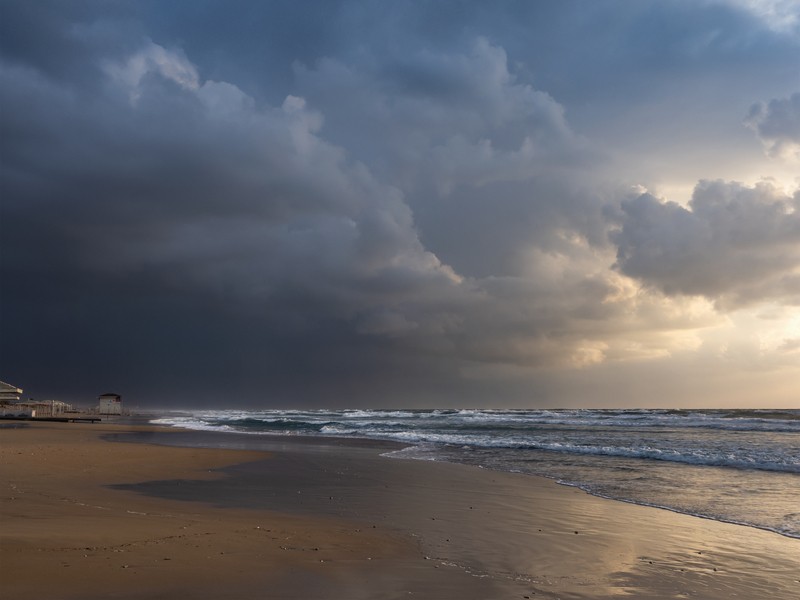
left=151, top=408, right=800, bottom=473
left=150, top=416, right=237, bottom=433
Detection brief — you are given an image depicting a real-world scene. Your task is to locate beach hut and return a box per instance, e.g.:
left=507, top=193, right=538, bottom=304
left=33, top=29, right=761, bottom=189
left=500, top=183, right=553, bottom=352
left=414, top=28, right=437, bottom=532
left=98, top=393, right=123, bottom=415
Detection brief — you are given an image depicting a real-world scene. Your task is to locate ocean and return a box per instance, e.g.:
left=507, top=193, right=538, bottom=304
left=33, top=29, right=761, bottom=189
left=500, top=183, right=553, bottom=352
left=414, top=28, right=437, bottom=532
left=152, top=408, right=800, bottom=539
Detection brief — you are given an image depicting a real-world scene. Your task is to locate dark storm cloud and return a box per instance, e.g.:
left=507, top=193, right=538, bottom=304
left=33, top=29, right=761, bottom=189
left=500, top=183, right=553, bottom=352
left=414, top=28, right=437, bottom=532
left=0, top=29, right=489, bottom=404
left=0, top=0, right=146, bottom=86
left=1, top=1, right=799, bottom=407
left=291, top=37, right=608, bottom=279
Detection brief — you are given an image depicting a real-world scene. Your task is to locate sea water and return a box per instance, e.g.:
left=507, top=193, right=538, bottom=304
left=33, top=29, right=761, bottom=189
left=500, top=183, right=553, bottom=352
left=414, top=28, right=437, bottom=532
left=152, top=408, right=800, bottom=539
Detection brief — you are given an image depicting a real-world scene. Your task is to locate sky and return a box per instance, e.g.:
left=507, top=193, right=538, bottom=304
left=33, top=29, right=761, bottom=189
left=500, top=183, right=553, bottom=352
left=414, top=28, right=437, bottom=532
left=1, top=0, right=799, bottom=409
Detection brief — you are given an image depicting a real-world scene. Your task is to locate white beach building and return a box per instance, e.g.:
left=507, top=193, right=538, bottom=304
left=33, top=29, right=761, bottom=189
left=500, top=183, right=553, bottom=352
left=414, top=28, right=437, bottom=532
left=0, top=380, right=33, bottom=416
left=98, top=393, right=123, bottom=415
left=5, top=399, right=73, bottom=418
left=0, top=380, right=23, bottom=403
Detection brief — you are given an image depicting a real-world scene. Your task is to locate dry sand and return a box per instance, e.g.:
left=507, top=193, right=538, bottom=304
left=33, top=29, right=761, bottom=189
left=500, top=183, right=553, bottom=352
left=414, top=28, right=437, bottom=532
left=1, top=421, right=798, bottom=599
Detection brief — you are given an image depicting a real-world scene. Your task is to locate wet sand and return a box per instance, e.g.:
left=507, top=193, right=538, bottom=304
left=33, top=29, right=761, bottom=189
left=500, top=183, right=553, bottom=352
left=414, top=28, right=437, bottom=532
left=1, top=421, right=798, bottom=599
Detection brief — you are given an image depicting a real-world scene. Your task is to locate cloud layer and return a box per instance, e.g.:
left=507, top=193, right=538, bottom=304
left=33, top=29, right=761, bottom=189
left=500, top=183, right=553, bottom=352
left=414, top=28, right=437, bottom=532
left=1, top=1, right=799, bottom=407
left=748, top=92, right=800, bottom=158
left=613, top=181, right=800, bottom=308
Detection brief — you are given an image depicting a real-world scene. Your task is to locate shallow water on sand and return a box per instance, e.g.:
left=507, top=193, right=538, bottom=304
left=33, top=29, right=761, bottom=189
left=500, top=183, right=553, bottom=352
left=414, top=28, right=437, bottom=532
left=152, top=408, right=800, bottom=538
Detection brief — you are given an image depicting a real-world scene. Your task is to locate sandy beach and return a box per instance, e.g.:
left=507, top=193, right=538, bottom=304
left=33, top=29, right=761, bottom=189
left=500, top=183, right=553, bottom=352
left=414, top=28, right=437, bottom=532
left=1, top=421, right=798, bottom=599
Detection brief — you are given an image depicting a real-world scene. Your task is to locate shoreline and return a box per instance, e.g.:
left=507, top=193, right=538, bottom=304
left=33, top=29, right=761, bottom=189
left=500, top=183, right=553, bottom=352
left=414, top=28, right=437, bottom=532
left=115, top=424, right=800, bottom=542
left=2, top=421, right=799, bottom=599
left=144, top=409, right=800, bottom=539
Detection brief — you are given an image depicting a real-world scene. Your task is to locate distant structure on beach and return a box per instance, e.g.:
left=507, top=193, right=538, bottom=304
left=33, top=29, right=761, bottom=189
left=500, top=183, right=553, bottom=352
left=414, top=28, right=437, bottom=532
left=0, top=380, right=23, bottom=403
left=9, top=399, right=73, bottom=418
left=0, top=380, right=73, bottom=417
left=0, top=380, right=29, bottom=416
left=98, top=393, right=123, bottom=415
